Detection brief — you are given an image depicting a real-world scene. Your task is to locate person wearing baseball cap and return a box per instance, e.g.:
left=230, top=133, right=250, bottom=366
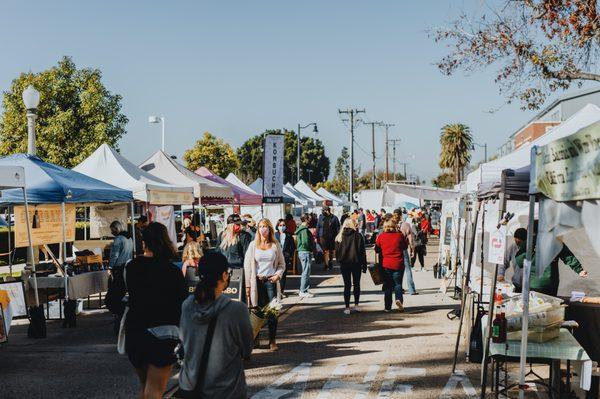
left=217, top=214, right=252, bottom=270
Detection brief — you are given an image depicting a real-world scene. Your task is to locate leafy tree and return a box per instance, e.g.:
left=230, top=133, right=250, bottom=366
left=432, top=171, right=456, bottom=189
left=354, top=170, right=406, bottom=192
left=0, top=56, right=128, bottom=167
left=439, top=123, right=473, bottom=184
left=432, top=1, right=600, bottom=109
left=236, top=129, right=330, bottom=185
left=183, top=132, right=239, bottom=177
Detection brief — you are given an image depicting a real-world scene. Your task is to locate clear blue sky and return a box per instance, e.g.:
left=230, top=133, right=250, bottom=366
left=0, top=0, right=565, bottom=182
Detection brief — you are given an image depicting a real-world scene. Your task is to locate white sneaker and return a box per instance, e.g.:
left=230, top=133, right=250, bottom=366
left=352, top=305, right=361, bottom=312
left=343, top=308, right=351, bottom=315
left=299, top=292, right=314, bottom=298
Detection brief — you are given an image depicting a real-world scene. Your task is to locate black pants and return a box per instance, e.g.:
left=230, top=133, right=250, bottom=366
left=411, top=246, right=426, bottom=269
left=282, top=256, right=292, bottom=292
left=257, top=279, right=278, bottom=341
left=341, top=266, right=362, bottom=308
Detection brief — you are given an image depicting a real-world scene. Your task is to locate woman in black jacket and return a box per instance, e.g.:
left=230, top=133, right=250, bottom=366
left=335, top=218, right=367, bottom=315
left=123, top=222, right=187, bottom=399
left=275, top=218, right=296, bottom=296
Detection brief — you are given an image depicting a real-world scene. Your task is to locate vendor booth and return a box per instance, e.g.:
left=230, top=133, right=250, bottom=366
left=74, top=144, right=195, bottom=246
left=0, top=154, right=134, bottom=331
left=282, top=183, right=317, bottom=215
left=139, top=150, right=233, bottom=205
left=294, top=180, right=330, bottom=210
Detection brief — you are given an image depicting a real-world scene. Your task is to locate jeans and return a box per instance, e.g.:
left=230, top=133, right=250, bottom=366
left=403, top=249, right=417, bottom=294
left=298, top=251, right=312, bottom=293
left=383, top=268, right=404, bottom=310
left=411, top=246, right=426, bottom=270
left=340, top=265, right=362, bottom=308
left=257, top=279, right=278, bottom=341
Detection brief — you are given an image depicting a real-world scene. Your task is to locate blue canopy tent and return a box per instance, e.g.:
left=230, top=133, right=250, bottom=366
left=0, top=154, right=134, bottom=306
left=0, top=154, right=133, bottom=204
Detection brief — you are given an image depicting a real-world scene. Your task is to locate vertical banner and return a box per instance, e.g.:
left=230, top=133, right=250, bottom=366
left=263, top=134, right=284, bottom=204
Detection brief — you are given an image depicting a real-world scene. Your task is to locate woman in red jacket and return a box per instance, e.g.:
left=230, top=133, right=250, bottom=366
left=375, top=219, right=408, bottom=312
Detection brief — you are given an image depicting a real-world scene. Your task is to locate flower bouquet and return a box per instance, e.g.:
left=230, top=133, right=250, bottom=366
left=250, top=298, right=282, bottom=338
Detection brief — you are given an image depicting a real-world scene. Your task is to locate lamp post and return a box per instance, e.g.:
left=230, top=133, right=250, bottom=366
left=22, top=85, right=40, bottom=155
left=149, top=115, right=166, bottom=151
left=297, top=122, right=318, bottom=183
left=471, top=141, right=488, bottom=163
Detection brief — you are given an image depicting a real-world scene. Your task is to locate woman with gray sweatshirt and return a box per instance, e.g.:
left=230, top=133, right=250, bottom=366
left=179, top=251, right=253, bottom=398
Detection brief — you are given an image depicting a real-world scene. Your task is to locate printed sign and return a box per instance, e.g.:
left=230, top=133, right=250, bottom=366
left=443, top=217, right=453, bottom=246
left=0, top=281, right=27, bottom=318
left=13, top=204, right=75, bottom=248
left=535, top=121, right=600, bottom=201
left=263, top=134, right=284, bottom=203
left=148, top=190, right=194, bottom=205
left=187, top=268, right=243, bottom=302
left=487, top=226, right=506, bottom=265
left=89, top=204, right=128, bottom=238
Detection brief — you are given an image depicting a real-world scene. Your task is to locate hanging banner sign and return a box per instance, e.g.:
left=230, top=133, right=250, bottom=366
left=487, top=226, right=506, bottom=265
left=535, top=121, right=600, bottom=201
left=13, top=204, right=76, bottom=248
left=262, top=134, right=284, bottom=203
left=443, top=217, right=453, bottom=246
left=90, top=204, right=128, bottom=238
left=148, top=190, right=194, bottom=205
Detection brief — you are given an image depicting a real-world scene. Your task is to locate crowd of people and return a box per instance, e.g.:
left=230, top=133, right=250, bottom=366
left=102, top=204, right=438, bottom=398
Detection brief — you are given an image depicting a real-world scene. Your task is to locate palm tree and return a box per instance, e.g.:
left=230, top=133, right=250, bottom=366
left=439, top=123, right=473, bottom=184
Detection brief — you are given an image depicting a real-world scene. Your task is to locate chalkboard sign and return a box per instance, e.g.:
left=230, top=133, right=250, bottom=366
left=0, top=281, right=27, bottom=318
left=222, top=268, right=244, bottom=301
left=443, top=217, right=453, bottom=246
left=186, top=267, right=244, bottom=302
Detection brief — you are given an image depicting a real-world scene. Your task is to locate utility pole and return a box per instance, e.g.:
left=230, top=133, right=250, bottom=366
left=388, top=139, right=401, bottom=182
left=338, top=108, right=365, bottom=204
left=360, top=120, right=382, bottom=189
left=398, top=162, right=408, bottom=180
left=382, top=123, right=395, bottom=182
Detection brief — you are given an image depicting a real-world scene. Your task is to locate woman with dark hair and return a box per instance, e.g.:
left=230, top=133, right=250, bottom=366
left=275, top=218, right=295, bottom=296
left=123, top=222, right=187, bottom=398
left=375, top=219, right=408, bottom=312
left=179, top=251, right=253, bottom=398
left=335, top=218, right=367, bottom=314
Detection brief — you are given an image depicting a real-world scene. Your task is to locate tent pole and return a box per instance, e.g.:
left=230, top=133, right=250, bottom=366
left=518, top=192, right=536, bottom=399
left=130, top=202, right=136, bottom=257
left=22, top=191, right=39, bottom=307
left=480, top=192, right=506, bottom=397
left=83, top=206, right=87, bottom=241
left=479, top=201, right=486, bottom=304
left=451, top=200, right=481, bottom=373
left=7, top=204, right=12, bottom=276
left=61, top=202, right=68, bottom=301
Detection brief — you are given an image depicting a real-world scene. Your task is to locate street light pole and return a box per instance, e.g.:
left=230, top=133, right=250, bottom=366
left=472, top=141, right=488, bottom=163
left=149, top=116, right=166, bottom=151
left=22, top=85, right=40, bottom=155
left=296, top=122, right=318, bottom=184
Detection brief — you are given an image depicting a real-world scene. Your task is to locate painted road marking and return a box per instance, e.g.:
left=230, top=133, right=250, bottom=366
left=251, top=362, right=312, bottom=399
left=377, top=367, right=426, bottom=398
left=316, top=364, right=381, bottom=399
left=441, top=370, right=477, bottom=399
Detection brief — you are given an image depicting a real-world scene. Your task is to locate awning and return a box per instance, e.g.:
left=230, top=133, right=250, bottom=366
left=294, top=180, right=329, bottom=206
left=196, top=167, right=262, bottom=206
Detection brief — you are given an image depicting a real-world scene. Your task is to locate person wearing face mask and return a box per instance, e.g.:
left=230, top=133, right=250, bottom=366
left=244, top=218, right=286, bottom=351
left=217, top=214, right=252, bottom=269
left=275, top=218, right=296, bottom=296
left=178, top=251, right=253, bottom=399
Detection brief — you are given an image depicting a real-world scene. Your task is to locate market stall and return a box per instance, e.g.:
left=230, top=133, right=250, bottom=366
left=74, top=144, right=195, bottom=246
left=0, top=154, right=134, bottom=331
left=282, top=183, right=317, bottom=215
left=294, top=180, right=330, bottom=211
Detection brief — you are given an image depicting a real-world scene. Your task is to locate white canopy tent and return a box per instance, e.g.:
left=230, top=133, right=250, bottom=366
left=74, top=144, right=194, bottom=204
left=139, top=150, right=232, bottom=204
left=283, top=183, right=316, bottom=207
left=316, top=187, right=351, bottom=207
left=465, top=103, right=600, bottom=193
left=294, top=180, right=328, bottom=206
left=382, top=183, right=459, bottom=206
left=356, top=189, right=383, bottom=211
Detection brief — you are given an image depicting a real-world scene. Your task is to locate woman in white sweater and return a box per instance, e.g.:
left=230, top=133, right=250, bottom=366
left=244, top=218, right=285, bottom=351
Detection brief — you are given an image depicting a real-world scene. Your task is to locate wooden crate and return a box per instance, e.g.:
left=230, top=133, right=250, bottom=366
left=76, top=255, right=103, bottom=265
